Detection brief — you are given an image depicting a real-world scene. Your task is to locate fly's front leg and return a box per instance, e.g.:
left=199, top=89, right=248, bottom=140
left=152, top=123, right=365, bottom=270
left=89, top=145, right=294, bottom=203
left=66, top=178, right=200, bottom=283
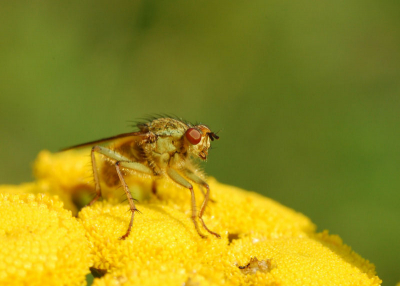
left=182, top=168, right=221, bottom=238
left=91, top=145, right=153, bottom=240
left=166, top=168, right=206, bottom=238
left=198, top=185, right=216, bottom=203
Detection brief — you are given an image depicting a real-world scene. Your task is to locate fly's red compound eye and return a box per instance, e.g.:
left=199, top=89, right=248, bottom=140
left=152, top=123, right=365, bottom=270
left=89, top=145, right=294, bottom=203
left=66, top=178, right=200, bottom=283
left=185, top=128, right=202, bottom=145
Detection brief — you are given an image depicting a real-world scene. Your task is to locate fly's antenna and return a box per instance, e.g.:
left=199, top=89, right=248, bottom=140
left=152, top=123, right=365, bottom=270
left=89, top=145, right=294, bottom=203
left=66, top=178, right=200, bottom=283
left=207, top=132, right=220, bottom=141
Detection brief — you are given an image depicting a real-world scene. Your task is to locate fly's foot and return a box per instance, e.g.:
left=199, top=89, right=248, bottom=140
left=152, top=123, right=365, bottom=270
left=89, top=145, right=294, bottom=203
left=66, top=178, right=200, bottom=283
left=199, top=217, right=221, bottom=238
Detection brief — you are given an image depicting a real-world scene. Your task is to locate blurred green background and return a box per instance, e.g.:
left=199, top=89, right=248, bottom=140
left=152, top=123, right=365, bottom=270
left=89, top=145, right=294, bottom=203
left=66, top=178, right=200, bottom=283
left=1, top=1, right=399, bottom=284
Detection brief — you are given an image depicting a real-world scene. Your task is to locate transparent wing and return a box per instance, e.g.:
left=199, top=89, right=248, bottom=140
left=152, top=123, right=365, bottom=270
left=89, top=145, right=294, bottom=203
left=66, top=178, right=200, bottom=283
left=61, top=131, right=146, bottom=151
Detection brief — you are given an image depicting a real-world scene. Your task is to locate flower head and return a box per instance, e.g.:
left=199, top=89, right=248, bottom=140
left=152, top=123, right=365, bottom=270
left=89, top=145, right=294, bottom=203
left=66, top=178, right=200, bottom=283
left=78, top=178, right=381, bottom=286
left=0, top=192, right=91, bottom=285
left=2, top=150, right=382, bottom=285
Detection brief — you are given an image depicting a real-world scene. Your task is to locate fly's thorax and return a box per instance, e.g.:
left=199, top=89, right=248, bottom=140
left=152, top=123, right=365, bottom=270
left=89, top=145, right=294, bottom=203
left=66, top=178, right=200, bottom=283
left=150, top=137, right=186, bottom=171
left=154, top=136, right=181, bottom=155
left=169, top=152, right=187, bottom=169
left=148, top=118, right=188, bottom=137
left=152, top=152, right=170, bottom=171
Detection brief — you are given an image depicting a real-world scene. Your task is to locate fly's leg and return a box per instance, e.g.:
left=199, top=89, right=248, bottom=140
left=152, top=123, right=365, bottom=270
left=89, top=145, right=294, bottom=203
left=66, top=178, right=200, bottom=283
left=114, top=161, right=137, bottom=240
left=198, top=185, right=206, bottom=198
left=91, top=146, right=153, bottom=240
left=115, top=161, right=151, bottom=239
left=88, top=146, right=102, bottom=206
left=197, top=184, right=220, bottom=238
left=182, top=168, right=221, bottom=238
left=166, top=168, right=206, bottom=238
left=198, top=185, right=216, bottom=203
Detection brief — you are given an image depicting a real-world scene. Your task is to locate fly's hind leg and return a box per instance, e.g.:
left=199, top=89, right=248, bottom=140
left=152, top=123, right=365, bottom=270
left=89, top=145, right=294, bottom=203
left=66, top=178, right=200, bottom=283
left=88, top=146, right=103, bottom=206
left=91, top=145, right=153, bottom=240
left=89, top=145, right=130, bottom=205
left=182, top=168, right=221, bottom=238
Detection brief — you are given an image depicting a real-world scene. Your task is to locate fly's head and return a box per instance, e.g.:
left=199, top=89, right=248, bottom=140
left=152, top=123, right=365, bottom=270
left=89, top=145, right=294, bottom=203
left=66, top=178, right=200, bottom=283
left=184, top=124, right=219, bottom=161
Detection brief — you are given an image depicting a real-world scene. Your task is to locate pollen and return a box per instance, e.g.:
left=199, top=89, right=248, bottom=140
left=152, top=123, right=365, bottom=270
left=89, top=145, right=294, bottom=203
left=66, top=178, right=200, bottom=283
left=1, top=150, right=382, bottom=285
left=77, top=178, right=381, bottom=286
left=0, top=192, right=92, bottom=285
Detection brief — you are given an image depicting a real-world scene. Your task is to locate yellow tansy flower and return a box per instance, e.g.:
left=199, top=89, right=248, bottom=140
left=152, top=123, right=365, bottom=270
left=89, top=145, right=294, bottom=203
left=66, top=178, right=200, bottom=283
left=0, top=192, right=91, bottom=286
left=34, top=150, right=93, bottom=193
left=0, top=180, right=78, bottom=214
left=5, top=150, right=382, bottom=285
left=76, top=178, right=381, bottom=286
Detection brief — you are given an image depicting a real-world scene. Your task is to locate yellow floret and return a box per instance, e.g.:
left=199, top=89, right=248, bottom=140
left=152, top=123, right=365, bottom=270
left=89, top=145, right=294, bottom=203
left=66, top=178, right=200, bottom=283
left=0, top=193, right=91, bottom=286
left=34, top=150, right=93, bottom=193
left=4, top=150, right=383, bottom=285
left=0, top=180, right=78, bottom=214
left=77, top=178, right=380, bottom=286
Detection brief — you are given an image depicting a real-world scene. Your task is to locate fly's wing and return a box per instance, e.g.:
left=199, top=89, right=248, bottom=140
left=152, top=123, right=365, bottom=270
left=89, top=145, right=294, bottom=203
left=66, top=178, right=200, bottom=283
left=61, top=131, right=146, bottom=151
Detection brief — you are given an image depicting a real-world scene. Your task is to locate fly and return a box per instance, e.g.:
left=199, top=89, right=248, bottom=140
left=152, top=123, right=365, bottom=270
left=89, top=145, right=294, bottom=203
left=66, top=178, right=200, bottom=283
left=63, top=117, right=220, bottom=240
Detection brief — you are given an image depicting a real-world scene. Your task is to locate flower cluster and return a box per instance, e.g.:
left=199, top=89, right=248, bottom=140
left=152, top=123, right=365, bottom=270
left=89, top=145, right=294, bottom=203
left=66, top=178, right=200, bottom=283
left=0, top=192, right=91, bottom=285
left=0, top=150, right=382, bottom=285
